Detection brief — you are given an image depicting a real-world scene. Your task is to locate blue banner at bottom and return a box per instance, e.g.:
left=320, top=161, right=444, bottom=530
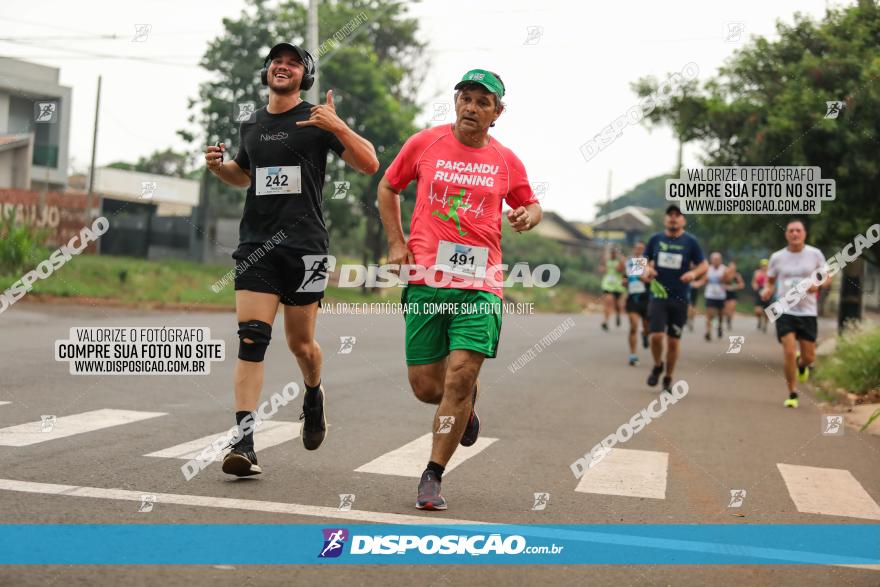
left=1, top=524, right=878, bottom=565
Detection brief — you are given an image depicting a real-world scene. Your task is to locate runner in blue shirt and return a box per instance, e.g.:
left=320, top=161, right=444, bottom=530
left=642, top=205, right=708, bottom=393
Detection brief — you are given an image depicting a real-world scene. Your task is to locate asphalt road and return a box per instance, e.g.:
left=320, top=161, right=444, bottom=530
left=0, top=299, right=878, bottom=586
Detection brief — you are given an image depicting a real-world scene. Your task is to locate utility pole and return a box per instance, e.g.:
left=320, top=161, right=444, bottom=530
left=87, top=75, right=102, bottom=253
left=675, top=138, right=683, bottom=176
left=838, top=259, right=864, bottom=334
left=306, top=0, right=319, bottom=104
left=605, top=169, right=612, bottom=204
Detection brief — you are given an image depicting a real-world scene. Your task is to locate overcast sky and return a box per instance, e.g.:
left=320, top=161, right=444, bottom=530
left=0, top=0, right=834, bottom=221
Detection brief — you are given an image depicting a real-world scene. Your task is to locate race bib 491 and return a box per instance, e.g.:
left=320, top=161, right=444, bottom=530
left=434, top=240, right=489, bottom=278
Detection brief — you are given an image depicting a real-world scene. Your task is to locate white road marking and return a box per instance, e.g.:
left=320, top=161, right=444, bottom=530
left=0, top=402, right=9, bottom=407
left=0, top=409, right=166, bottom=447
left=575, top=448, right=668, bottom=499
left=0, top=478, right=875, bottom=568
left=354, top=433, right=498, bottom=478
left=0, top=478, right=485, bottom=525
left=144, top=421, right=301, bottom=461
left=777, top=463, right=880, bottom=521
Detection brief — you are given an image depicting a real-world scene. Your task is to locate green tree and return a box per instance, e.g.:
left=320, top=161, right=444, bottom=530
left=595, top=173, right=673, bottom=217
left=633, top=2, right=880, bottom=268
left=180, top=0, right=425, bottom=256
left=106, top=147, right=194, bottom=178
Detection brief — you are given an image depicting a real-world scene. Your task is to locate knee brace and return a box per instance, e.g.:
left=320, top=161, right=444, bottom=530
left=237, top=320, right=272, bottom=362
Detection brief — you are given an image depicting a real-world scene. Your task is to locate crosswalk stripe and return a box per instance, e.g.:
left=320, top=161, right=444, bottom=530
left=0, top=409, right=166, bottom=447
left=144, top=421, right=301, bottom=460
left=354, top=433, right=498, bottom=478
left=0, top=478, right=486, bottom=525
left=777, top=463, right=880, bottom=521
left=575, top=448, right=668, bottom=499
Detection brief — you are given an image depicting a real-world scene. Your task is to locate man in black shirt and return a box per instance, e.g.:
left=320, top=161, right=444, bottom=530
left=205, top=42, right=378, bottom=477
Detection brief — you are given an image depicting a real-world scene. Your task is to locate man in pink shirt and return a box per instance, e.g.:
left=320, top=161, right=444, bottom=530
left=377, top=69, right=543, bottom=510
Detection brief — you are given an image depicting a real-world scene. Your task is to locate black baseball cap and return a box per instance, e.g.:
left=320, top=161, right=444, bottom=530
left=267, top=42, right=310, bottom=64
left=665, top=204, right=684, bottom=216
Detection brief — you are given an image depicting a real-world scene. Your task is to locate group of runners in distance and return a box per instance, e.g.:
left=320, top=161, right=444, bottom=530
left=202, top=39, right=833, bottom=512
left=600, top=209, right=830, bottom=411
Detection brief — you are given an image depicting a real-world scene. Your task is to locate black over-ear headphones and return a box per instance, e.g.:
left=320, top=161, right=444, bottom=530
left=261, top=44, right=316, bottom=91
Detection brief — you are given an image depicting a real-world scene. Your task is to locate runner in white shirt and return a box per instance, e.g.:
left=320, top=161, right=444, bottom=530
left=703, top=253, right=727, bottom=341
left=761, top=219, right=831, bottom=408
left=624, top=241, right=650, bottom=365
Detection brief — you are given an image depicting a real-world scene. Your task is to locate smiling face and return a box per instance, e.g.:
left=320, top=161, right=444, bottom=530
left=267, top=49, right=305, bottom=94
left=710, top=252, right=722, bottom=267
left=454, top=85, right=502, bottom=133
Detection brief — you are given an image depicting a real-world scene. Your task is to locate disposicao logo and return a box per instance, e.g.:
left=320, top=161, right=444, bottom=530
left=318, top=528, right=348, bottom=558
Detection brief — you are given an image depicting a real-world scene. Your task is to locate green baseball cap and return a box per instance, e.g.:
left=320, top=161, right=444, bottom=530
left=454, top=69, right=505, bottom=99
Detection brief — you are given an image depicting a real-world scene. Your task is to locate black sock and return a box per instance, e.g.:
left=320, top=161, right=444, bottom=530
left=426, top=461, right=445, bottom=481
left=234, top=411, right=255, bottom=448
left=304, top=381, right=322, bottom=407
left=789, top=391, right=798, bottom=400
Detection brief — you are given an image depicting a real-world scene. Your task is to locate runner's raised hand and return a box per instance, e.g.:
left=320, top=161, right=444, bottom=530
left=296, top=90, right=345, bottom=134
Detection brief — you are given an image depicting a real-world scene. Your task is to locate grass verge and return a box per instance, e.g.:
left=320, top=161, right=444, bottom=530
left=2, top=254, right=583, bottom=312
left=815, top=323, right=880, bottom=398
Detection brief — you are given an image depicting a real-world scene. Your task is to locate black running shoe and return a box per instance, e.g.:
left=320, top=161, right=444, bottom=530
left=222, top=446, right=262, bottom=477
left=459, top=381, right=480, bottom=447
left=601, top=322, right=609, bottom=331
left=661, top=376, right=673, bottom=394
left=642, top=333, right=649, bottom=349
left=616, top=315, right=621, bottom=327
left=647, top=363, right=664, bottom=387
left=300, top=385, right=327, bottom=451
left=704, top=332, right=711, bottom=342
left=415, top=469, right=447, bottom=510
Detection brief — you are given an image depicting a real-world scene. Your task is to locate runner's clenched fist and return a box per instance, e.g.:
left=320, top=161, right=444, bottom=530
left=205, top=145, right=224, bottom=171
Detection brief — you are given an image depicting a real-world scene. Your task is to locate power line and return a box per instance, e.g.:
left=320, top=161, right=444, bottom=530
left=0, top=15, right=97, bottom=35
left=0, top=16, right=216, bottom=40
left=0, top=34, right=123, bottom=41
left=1, top=54, right=202, bottom=60
left=0, top=39, right=203, bottom=68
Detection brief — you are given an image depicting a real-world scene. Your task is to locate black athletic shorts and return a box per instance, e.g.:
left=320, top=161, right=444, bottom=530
left=706, top=298, right=726, bottom=310
left=233, top=244, right=326, bottom=306
left=754, top=294, right=771, bottom=309
left=726, top=290, right=738, bottom=301
left=689, top=288, right=700, bottom=305
left=625, top=294, right=649, bottom=317
left=603, top=290, right=622, bottom=300
left=775, top=314, right=817, bottom=343
left=647, top=298, right=688, bottom=339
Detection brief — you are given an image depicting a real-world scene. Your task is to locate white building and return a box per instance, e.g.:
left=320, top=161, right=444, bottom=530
left=0, top=57, right=72, bottom=191
left=91, top=167, right=199, bottom=216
